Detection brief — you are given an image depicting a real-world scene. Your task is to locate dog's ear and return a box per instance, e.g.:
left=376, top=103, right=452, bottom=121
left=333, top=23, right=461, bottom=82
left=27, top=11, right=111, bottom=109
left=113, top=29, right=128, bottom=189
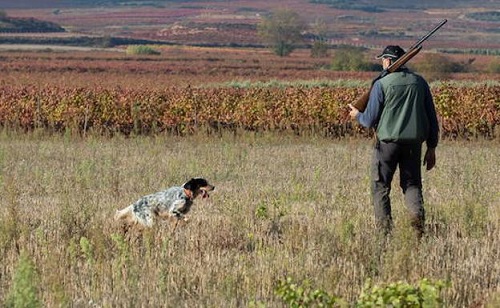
left=183, top=178, right=196, bottom=191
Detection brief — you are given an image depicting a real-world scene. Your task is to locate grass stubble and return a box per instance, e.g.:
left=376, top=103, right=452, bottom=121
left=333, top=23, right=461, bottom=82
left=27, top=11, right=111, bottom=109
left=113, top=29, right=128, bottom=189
left=0, top=130, right=498, bottom=307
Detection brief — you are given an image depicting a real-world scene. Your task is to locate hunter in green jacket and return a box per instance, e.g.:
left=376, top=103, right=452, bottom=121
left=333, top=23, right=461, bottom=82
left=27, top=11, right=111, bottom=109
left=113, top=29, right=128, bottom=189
left=349, top=45, right=439, bottom=238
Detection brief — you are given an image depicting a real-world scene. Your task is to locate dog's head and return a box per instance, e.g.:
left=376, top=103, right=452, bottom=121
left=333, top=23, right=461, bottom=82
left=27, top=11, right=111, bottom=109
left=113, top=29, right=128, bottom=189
left=183, top=177, right=215, bottom=199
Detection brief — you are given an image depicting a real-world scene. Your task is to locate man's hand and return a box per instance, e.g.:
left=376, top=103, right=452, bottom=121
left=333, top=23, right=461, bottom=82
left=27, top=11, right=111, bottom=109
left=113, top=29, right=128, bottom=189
left=348, top=104, right=359, bottom=120
left=423, top=147, right=436, bottom=171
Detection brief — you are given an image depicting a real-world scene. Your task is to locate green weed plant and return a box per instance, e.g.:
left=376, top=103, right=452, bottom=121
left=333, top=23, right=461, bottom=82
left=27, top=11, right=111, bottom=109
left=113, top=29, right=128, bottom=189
left=275, top=277, right=449, bottom=308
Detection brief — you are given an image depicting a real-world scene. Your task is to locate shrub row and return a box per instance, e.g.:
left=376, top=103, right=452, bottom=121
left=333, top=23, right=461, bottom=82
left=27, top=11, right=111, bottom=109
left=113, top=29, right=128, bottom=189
left=0, top=84, right=498, bottom=138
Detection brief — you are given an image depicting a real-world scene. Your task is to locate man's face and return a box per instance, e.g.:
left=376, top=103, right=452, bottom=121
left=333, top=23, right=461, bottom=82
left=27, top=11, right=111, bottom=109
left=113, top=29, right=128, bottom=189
left=382, top=57, right=392, bottom=70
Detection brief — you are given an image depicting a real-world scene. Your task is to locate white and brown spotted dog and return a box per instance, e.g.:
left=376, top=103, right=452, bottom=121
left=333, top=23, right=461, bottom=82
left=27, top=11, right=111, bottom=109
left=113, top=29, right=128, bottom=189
left=115, top=177, right=215, bottom=229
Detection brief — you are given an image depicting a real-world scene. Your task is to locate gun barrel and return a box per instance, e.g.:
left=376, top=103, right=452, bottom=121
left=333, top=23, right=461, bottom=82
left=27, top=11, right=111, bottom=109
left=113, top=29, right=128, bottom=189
left=408, top=19, right=447, bottom=51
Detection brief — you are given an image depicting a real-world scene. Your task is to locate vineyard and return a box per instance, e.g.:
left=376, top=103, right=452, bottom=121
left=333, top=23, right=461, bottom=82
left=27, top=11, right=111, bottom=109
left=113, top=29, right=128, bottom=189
left=0, top=44, right=498, bottom=140
left=0, top=83, right=498, bottom=139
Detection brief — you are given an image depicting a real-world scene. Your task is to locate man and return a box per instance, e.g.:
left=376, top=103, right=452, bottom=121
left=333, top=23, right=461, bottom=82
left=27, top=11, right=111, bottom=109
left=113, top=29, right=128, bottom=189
left=348, top=45, right=439, bottom=237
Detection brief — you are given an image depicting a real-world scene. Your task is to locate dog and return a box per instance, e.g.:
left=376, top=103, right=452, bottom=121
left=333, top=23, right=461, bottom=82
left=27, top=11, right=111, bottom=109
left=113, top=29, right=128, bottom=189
left=114, top=177, right=215, bottom=229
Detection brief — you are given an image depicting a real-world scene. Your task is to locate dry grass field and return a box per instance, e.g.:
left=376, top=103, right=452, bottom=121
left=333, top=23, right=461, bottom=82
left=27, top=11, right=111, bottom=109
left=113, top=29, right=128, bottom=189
left=0, top=131, right=498, bottom=307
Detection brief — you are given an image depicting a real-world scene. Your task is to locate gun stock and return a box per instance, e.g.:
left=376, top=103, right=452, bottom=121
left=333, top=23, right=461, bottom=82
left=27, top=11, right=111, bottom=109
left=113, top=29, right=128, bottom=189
left=352, top=19, right=447, bottom=112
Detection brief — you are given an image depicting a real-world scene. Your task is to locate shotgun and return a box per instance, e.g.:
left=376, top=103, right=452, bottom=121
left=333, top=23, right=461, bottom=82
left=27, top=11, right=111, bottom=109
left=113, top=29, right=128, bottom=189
left=352, top=19, right=447, bottom=112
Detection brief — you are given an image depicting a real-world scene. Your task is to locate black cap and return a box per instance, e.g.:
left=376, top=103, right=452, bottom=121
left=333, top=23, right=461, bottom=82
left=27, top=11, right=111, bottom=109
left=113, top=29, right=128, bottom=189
left=376, top=45, right=405, bottom=59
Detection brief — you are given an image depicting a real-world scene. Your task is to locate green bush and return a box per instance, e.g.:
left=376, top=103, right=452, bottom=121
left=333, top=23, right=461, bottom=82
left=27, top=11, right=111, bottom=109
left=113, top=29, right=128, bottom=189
left=275, top=277, right=449, bottom=307
left=331, top=47, right=380, bottom=71
left=126, top=45, right=161, bottom=55
left=411, top=53, right=466, bottom=80
left=275, top=277, right=345, bottom=307
left=487, top=59, right=500, bottom=74
left=357, top=279, right=449, bottom=307
left=311, top=40, right=329, bottom=58
left=4, top=253, right=41, bottom=308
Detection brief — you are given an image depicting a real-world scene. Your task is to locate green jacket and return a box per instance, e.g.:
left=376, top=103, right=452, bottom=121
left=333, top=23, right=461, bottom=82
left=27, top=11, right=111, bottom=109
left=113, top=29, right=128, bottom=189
left=376, top=70, right=432, bottom=144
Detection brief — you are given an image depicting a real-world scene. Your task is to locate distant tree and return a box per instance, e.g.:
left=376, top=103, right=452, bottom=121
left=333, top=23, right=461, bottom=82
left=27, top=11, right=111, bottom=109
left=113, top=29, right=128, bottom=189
left=310, top=18, right=329, bottom=58
left=257, top=9, right=306, bottom=57
left=331, top=47, right=378, bottom=71
left=487, top=58, right=500, bottom=74
left=0, top=10, right=7, bottom=20
left=412, top=53, right=466, bottom=80
left=311, top=40, right=329, bottom=58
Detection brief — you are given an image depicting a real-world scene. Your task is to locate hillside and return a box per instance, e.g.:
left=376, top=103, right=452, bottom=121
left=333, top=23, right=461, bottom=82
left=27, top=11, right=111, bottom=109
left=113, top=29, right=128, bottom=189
left=2, top=0, right=499, bottom=9
left=0, top=12, right=64, bottom=33
left=1, top=0, right=499, bottom=50
left=310, top=0, right=500, bottom=10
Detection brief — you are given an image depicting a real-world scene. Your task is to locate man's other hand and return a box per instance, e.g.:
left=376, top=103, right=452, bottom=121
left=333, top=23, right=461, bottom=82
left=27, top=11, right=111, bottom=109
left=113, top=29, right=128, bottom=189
left=423, top=147, right=436, bottom=171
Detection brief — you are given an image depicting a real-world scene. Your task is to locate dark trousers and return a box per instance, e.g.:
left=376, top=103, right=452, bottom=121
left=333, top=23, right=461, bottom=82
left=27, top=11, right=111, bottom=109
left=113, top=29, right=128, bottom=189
left=371, top=141, right=425, bottom=236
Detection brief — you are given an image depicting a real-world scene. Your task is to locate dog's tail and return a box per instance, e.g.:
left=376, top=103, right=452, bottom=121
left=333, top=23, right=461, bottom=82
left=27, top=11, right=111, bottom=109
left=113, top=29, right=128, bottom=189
left=114, top=206, right=133, bottom=221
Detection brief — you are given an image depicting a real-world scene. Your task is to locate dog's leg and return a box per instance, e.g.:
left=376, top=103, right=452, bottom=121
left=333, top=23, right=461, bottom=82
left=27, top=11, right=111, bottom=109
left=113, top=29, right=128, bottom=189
left=171, top=219, right=180, bottom=235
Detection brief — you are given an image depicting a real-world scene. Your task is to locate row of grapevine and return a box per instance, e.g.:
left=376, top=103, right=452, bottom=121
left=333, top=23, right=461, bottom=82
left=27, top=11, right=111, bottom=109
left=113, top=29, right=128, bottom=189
left=0, top=84, right=498, bottom=138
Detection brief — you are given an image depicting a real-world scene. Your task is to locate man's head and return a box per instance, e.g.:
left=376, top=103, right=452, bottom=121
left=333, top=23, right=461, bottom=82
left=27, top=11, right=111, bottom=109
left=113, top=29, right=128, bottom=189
left=376, top=45, right=405, bottom=69
left=376, top=45, right=405, bottom=60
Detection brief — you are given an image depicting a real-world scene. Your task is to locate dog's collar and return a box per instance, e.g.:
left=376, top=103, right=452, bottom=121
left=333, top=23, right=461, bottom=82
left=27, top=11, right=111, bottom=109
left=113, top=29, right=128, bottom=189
left=183, top=188, right=194, bottom=200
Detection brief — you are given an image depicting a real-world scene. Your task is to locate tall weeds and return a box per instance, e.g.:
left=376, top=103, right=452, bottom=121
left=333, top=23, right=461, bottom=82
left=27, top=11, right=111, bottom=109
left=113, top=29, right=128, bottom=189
left=0, top=132, right=498, bottom=307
